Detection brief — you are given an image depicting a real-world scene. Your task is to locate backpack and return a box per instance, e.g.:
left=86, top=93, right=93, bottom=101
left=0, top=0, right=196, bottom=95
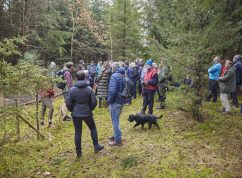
left=56, top=70, right=66, bottom=89
left=119, top=75, right=134, bottom=99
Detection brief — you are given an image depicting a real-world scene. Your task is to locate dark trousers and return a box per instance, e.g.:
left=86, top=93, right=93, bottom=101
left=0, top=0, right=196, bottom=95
left=132, top=81, right=137, bottom=99
left=206, top=80, right=219, bottom=102
left=72, top=116, right=99, bottom=155
left=142, top=92, right=155, bottom=114
left=231, top=92, right=239, bottom=106
left=138, top=80, right=142, bottom=95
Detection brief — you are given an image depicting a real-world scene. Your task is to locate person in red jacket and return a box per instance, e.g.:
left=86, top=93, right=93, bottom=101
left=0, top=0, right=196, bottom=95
left=141, top=59, right=158, bottom=114
left=39, top=87, right=54, bottom=128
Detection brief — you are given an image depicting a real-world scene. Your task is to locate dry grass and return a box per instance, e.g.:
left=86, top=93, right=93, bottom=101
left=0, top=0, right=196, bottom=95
left=0, top=91, right=241, bottom=178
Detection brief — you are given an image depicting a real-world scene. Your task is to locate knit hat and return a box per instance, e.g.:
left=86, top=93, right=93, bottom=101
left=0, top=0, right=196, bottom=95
left=146, top=59, right=153, bottom=66
left=130, top=62, right=136, bottom=68
left=234, top=55, right=241, bottom=61
left=66, top=62, right=73, bottom=69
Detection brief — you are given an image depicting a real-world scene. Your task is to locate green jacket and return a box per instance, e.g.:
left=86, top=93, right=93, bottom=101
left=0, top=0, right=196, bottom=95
left=158, top=66, right=169, bottom=84
left=219, top=67, right=235, bottom=94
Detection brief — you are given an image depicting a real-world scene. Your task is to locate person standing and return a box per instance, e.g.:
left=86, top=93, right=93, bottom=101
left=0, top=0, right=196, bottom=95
left=77, top=60, right=86, bottom=71
left=138, top=62, right=144, bottom=95
left=206, top=56, right=222, bottom=102
left=130, top=62, right=139, bottom=99
left=63, top=62, right=73, bottom=101
left=88, top=60, right=97, bottom=81
left=107, top=62, right=125, bottom=146
left=39, top=87, right=54, bottom=128
left=156, top=61, right=169, bottom=109
left=96, top=61, right=103, bottom=76
left=219, top=60, right=236, bottom=114
left=66, top=71, right=104, bottom=158
left=125, top=63, right=133, bottom=105
left=96, top=62, right=111, bottom=108
left=141, top=59, right=158, bottom=114
left=49, top=61, right=57, bottom=78
left=231, top=55, right=242, bottom=107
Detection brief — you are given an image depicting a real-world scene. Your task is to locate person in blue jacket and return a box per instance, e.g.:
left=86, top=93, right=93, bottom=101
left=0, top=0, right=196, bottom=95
left=66, top=71, right=104, bottom=158
left=206, top=56, right=222, bottom=102
left=107, top=62, right=125, bottom=146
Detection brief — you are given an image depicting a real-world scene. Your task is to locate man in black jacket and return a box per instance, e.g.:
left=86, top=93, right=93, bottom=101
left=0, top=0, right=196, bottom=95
left=66, top=71, right=104, bottom=158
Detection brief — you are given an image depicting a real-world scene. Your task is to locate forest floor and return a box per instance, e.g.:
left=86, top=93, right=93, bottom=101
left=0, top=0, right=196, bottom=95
left=0, top=90, right=241, bottom=178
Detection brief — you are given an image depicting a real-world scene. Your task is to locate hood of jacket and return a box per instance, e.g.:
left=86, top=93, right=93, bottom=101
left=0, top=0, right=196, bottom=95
left=74, top=80, right=89, bottom=88
left=114, top=67, right=125, bottom=75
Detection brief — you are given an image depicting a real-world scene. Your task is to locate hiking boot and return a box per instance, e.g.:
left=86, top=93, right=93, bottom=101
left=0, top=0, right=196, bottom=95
left=221, top=107, right=225, bottom=112
left=224, top=111, right=230, bottom=115
left=109, top=140, right=122, bottom=146
left=76, top=152, right=82, bottom=158
left=94, top=145, right=104, bottom=153
left=108, top=136, right=114, bottom=141
left=41, top=121, right=45, bottom=126
left=63, top=116, right=71, bottom=121
left=48, top=122, right=52, bottom=128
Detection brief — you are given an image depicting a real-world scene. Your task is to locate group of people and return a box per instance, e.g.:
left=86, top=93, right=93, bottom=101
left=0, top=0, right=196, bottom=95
left=39, top=58, right=170, bottom=157
left=39, top=54, right=241, bottom=158
left=206, top=55, right=242, bottom=114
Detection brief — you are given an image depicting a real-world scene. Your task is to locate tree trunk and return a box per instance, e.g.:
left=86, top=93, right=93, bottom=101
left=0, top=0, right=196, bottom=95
left=122, top=0, right=127, bottom=59
left=108, top=6, right=113, bottom=61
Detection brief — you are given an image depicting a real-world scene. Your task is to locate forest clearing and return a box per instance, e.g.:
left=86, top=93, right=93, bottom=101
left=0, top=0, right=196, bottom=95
left=0, top=0, right=242, bottom=177
left=0, top=92, right=241, bottom=177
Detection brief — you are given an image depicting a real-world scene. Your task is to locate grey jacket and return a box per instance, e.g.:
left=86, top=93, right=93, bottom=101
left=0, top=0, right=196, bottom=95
left=219, top=67, right=236, bottom=94
left=158, top=66, right=169, bottom=87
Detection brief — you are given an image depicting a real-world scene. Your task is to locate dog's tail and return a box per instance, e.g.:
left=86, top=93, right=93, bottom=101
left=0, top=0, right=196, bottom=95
left=157, top=114, right=163, bottom=119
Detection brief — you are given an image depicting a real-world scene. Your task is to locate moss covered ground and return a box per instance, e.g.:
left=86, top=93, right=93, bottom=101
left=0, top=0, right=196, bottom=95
left=0, top=90, right=241, bottom=178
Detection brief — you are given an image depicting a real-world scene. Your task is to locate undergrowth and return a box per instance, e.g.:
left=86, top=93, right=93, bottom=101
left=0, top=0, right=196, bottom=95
left=0, top=90, right=241, bottom=178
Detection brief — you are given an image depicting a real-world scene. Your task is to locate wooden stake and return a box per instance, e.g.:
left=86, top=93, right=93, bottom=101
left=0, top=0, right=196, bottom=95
left=15, top=99, right=20, bottom=140
left=18, top=114, right=45, bottom=139
left=36, top=94, right=40, bottom=139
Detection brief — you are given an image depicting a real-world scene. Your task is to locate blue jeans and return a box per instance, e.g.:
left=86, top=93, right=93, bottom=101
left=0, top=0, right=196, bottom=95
left=109, top=103, right=123, bottom=142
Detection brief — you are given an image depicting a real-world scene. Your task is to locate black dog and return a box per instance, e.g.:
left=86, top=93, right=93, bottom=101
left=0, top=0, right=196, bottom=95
left=128, top=113, right=162, bottom=129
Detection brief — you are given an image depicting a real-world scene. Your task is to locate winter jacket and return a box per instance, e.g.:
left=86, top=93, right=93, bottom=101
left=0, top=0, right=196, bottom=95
left=88, top=64, right=97, bottom=75
left=97, top=68, right=111, bottom=97
left=219, top=67, right=236, bottom=94
left=158, top=66, right=169, bottom=84
left=231, top=66, right=237, bottom=93
left=208, top=63, right=222, bottom=80
left=96, top=64, right=102, bottom=75
left=126, top=66, right=133, bottom=80
left=39, top=88, right=54, bottom=98
left=131, top=66, right=139, bottom=82
left=107, top=67, right=125, bottom=104
left=64, top=69, right=73, bottom=92
left=85, top=74, right=94, bottom=88
left=220, top=65, right=227, bottom=77
left=233, top=59, right=242, bottom=85
left=140, top=67, right=147, bottom=82
left=143, top=67, right=158, bottom=93
left=66, top=80, right=97, bottom=117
